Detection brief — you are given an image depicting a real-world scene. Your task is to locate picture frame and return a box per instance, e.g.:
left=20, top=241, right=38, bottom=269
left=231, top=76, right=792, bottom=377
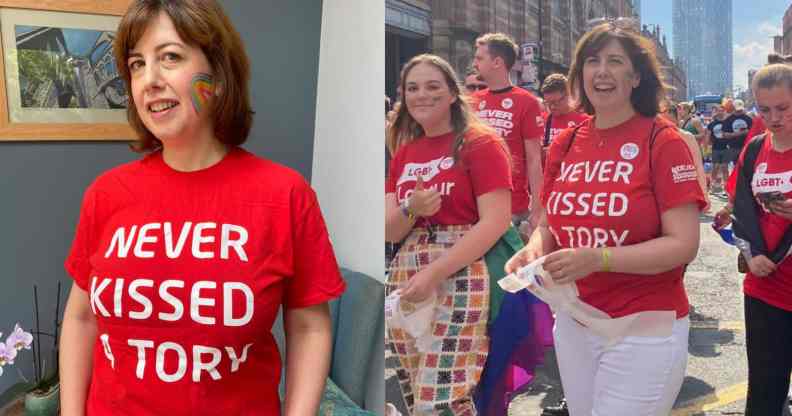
left=0, top=1, right=134, bottom=141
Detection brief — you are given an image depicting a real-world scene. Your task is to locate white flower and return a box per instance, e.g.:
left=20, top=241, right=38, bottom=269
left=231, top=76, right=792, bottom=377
left=6, top=323, right=33, bottom=351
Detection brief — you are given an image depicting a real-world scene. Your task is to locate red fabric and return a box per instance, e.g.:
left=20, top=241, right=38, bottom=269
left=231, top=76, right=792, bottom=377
left=541, top=115, right=706, bottom=318
left=734, top=132, right=792, bottom=311
left=65, top=147, right=345, bottom=416
left=471, top=87, right=543, bottom=214
left=386, top=131, right=512, bottom=225
left=726, top=115, right=766, bottom=197
left=544, top=111, right=591, bottom=146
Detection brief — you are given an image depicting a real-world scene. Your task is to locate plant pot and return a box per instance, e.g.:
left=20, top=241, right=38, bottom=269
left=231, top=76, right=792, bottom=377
left=24, top=383, right=59, bottom=416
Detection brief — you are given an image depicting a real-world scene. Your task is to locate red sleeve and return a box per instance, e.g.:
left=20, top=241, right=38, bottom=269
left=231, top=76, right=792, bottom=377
left=463, top=134, right=513, bottom=197
left=64, top=184, right=98, bottom=291
left=386, top=146, right=404, bottom=194
left=285, top=181, right=346, bottom=309
left=520, top=95, right=544, bottom=141
left=652, top=128, right=707, bottom=212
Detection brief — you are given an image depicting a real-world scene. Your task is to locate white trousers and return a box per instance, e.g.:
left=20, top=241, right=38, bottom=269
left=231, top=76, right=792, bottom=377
left=554, top=311, right=689, bottom=416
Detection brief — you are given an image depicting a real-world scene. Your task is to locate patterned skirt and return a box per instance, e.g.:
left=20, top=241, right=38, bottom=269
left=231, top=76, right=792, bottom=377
left=386, top=225, right=490, bottom=415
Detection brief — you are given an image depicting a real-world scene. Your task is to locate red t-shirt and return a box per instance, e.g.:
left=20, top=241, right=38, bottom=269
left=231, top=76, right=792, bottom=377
left=543, top=111, right=591, bottom=147
left=386, top=130, right=512, bottom=226
left=472, top=87, right=543, bottom=214
left=542, top=115, right=706, bottom=318
left=65, top=147, right=345, bottom=416
left=735, top=132, right=792, bottom=311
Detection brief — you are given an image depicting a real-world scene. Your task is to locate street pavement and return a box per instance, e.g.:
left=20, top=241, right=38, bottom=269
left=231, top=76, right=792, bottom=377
left=386, top=194, right=792, bottom=415
left=510, top=193, right=792, bottom=416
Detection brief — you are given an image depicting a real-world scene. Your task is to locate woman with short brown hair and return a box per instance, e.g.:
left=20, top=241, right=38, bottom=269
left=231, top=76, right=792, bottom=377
left=506, top=22, right=705, bottom=415
left=60, top=1, right=345, bottom=415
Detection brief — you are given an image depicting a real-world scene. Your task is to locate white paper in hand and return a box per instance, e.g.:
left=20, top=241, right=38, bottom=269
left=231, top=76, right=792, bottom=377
left=498, top=256, right=672, bottom=345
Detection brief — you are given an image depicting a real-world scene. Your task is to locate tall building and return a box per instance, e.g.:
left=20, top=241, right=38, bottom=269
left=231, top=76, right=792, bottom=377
left=385, top=0, right=431, bottom=101
left=641, top=24, right=687, bottom=102
left=633, top=0, right=641, bottom=26
left=672, top=0, right=732, bottom=99
left=782, top=3, right=792, bottom=54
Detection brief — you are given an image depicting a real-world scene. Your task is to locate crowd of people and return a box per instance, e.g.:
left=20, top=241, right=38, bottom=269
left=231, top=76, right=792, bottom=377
left=384, top=19, right=792, bottom=416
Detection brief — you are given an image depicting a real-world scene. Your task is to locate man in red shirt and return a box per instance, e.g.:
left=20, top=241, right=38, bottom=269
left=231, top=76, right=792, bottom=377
left=472, top=33, right=545, bottom=228
left=540, top=73, right=590, bottom=154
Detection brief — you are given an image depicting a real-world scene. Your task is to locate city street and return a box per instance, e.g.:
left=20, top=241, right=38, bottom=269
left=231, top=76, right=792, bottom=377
left=509, top=195, right=792, bottom=416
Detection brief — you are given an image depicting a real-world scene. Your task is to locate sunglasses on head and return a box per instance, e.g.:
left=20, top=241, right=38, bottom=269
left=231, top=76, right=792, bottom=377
left=465, top=84, right=487, bottom=92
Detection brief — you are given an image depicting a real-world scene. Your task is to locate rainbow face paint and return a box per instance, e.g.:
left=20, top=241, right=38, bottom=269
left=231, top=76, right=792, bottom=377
left=190, top=73, right=215, bottom=114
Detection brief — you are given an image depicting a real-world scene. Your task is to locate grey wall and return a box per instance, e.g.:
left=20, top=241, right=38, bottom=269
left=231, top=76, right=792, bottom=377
left=0, top=0, right=322, bottom=396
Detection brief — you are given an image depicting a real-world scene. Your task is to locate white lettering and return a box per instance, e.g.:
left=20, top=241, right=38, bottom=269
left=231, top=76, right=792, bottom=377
left=104, top=226, right=138, bottom=258
left=133, top=223, right=160, bottom=258
left=223, top=282, right=254, bottom=327
left=192, top=223, right=217, bottom=259
left=128, top=338, right=154, bottom=379
left=221, top=224, right=249, bottom=261
left=191, top=281, right=216, bottom=325
left=156, top=342, right=188, bottom=383
left=90, top=276, right=111, bottom=317
left=164, top=222, right=192, bottom=259
left=225, top=343, right=253, bottom=373
left=192, top=345, right=222, bottom=382
left=158, top=280, right=185, bottom=321
left=128, top=279, right=154, bottom=320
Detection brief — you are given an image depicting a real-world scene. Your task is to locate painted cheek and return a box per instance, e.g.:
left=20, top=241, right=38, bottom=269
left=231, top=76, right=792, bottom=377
left=190, top=73, right=215, bottom=114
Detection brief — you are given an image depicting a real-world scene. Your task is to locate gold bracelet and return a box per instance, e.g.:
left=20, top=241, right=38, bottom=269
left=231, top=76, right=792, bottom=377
left=601, top=247, right=611, bottom=272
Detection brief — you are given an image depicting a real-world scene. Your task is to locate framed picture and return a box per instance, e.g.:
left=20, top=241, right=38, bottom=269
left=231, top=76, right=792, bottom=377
left=0, top=1, right=134, bottom=141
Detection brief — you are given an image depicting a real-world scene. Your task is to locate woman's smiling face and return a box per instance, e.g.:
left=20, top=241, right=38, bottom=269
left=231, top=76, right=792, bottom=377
left=128, top=12, right=216, bottom=144
left=404, top=62, right=456, bottom=133
left=582, top=39, right=640, bottom=114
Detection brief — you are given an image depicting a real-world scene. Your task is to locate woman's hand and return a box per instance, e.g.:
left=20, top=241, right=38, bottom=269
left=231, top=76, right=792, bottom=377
left=409, top=176, right=441, bottom=217
left=542, top=248, right=602, bottom=285
left=748, top=255, right=776, bottom=277
left=400, top=269, right=441, bottom=303
left=713, top=206, right=732, bottom=229
left=769, top=199, right=792, bottom=221
left=505, top=240, right=543, bottom=274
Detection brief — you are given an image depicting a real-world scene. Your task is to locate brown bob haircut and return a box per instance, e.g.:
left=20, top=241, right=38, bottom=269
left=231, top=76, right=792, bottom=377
left=568, top=23, right=668, bottom=117
left=114, top=0, right=253, bottom=152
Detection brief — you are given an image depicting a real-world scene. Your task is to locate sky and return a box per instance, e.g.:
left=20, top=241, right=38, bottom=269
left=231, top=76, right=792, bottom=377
left=641, top=0, right=791, bottom=92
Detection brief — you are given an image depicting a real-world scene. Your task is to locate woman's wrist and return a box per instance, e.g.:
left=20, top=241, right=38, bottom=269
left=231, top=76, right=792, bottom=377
left=399, top=199, right=416, bottom=221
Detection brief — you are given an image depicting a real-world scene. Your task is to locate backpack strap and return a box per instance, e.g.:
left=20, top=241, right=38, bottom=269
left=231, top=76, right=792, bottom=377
left=543, top=114, right=553, bottom=147
left=742, top=133, right=768, bottom=185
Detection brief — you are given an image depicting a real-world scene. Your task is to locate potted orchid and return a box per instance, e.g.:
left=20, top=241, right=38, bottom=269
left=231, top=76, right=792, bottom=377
left=0, top=284, right=62, bottom=416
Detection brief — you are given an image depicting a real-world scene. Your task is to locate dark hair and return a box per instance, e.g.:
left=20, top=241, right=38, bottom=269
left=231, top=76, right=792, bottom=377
left=567, top=23, right=668, bottom=117
left=476, top=33, right=519, bottom=71
left=540, top=73, right=568, bottom=95
left=386, top=54, right=499, bottom=161
left=114, top=0, right=253, bottom=152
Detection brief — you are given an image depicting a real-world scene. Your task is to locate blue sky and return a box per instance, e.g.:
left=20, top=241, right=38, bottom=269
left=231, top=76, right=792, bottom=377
left=641, top=0, right=791, bottom=91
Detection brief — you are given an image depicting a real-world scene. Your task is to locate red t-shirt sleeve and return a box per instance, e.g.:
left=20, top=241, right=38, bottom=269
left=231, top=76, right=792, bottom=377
left=463, top=134, right=513, bottom=197
left=520, top=96, right=544, bottom=141
left=652, top=128, right=708, bottom=212
left=64, top=184, right=98, bottom=292
left=285, top=180, right=346, bottom=309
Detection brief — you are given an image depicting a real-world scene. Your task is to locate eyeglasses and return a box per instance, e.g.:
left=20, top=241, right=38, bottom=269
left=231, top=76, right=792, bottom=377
left=544, top=94, right=567, bottom=107
left=465, top=84, right=487, bottom=92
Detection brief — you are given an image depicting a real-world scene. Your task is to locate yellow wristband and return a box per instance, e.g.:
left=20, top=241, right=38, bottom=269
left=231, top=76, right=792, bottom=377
left=601, top=247, right=611, bottom=272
